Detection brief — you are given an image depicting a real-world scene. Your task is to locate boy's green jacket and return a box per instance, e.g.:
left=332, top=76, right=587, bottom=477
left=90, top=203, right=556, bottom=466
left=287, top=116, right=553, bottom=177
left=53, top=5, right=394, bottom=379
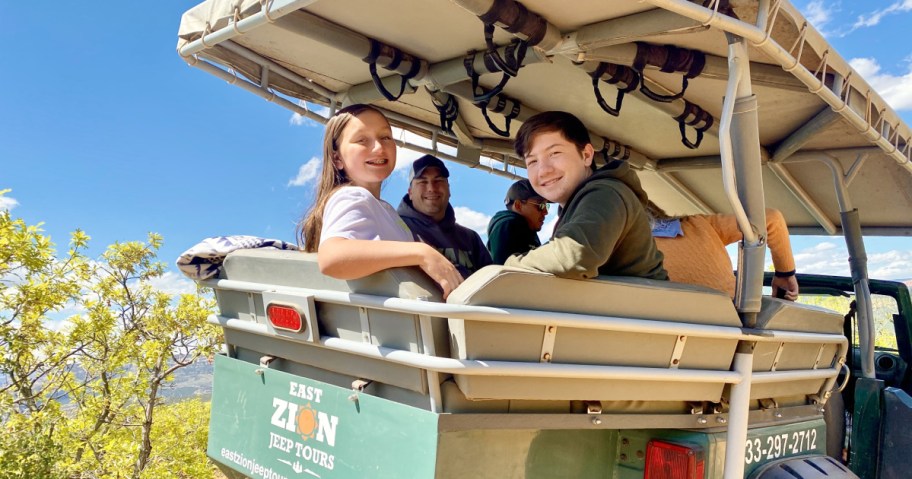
left=506, top=161, right=668, bottom=281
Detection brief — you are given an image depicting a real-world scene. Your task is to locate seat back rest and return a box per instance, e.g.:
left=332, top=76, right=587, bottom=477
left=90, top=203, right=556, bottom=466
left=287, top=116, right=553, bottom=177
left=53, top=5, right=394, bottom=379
left=750, top=297, right=847, bottom=401
left=213, top=248, right=447, bottom=399
left=445, top=266, right=742, bottom=402
left=220, top=248, right=442, bottom=300
left=755, top=297, right=844, bottom=334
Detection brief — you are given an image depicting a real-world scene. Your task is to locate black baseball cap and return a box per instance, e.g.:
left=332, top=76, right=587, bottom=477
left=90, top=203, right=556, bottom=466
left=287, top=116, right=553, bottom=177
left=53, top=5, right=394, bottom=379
left=505, top=179, right=546, bottom=206
left=408, top=154, right=450, bottom=182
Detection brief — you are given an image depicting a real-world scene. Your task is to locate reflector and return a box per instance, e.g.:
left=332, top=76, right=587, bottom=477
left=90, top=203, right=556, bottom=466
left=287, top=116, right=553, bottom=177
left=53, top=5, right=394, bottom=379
left=644, top=440, right=704, bottom=479
left=267, top=303, right=304, bottom=332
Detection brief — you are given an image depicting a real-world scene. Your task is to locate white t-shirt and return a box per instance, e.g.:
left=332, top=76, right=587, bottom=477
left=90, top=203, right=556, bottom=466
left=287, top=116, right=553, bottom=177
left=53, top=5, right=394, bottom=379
left=320, top=186, right=414, bottom=245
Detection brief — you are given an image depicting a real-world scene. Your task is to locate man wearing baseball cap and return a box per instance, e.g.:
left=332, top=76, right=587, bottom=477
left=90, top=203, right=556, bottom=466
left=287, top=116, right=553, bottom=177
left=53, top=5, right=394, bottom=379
left=397, top=154, right=493, bottom=278
left=486, top=179, right=549, bottom=264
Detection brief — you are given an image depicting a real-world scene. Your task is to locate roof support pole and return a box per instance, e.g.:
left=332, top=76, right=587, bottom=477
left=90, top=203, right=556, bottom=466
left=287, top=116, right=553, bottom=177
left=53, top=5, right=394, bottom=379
left=721, top=34, right=764, bottom=479
left=583, top=44, right=806, bottom=91
left=771, top=107, right=842, bottom=162
left=815, top=156, right=875, bottom=380
left=218, top=40, right=336, bottom=100
left=720, top=36, right=766, bottom=319
left=567, top=8, right=706, bottom=51
left=726, top=343, right=754, bottom=479
left=767, top=162, right=838, bottom=234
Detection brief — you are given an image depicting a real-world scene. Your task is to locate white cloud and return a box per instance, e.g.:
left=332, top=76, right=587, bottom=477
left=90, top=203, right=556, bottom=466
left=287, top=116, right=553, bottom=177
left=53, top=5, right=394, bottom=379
left=868, top=250, right=912, bottom=280
left=0, top=195, right=18, bottom=212
left=803, top=0, right=834, bottom=31
left=453, top=206, right=491, bottom=238
left=852, top=0, right=912, bottom=29
left=791, top=241, right=912, bottom=280
left=288, top=157, right=322, bottom=187
left=848, top=57, right=912, bottom=111
left=147, top=271, right=198, bottom=297
left=793, top=241, right=848, bottom=276
left=289, top=101, right=330, bottom=127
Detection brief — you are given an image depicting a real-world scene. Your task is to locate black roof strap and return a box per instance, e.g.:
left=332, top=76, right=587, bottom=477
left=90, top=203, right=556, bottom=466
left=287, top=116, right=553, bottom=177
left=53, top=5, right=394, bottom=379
left=632, top=42, right=706, bottom=103
left=478, top=93, right=521, bottom=137
left=478, top=0, right=547, bottom=47
left=463, top=38, right=526, bottom=104
left=482, top=24, right=528, bottom=77
left=600, top=137, right=630, bottom=162
left=431, top=92, right=459, bottom=134
left=462, top=0, right=533, bottom=104
left=590, top=62, right=640, bottom=117
left=674, top=100, right=714, bottom=149
left=362, top=39, right=421, bottom=102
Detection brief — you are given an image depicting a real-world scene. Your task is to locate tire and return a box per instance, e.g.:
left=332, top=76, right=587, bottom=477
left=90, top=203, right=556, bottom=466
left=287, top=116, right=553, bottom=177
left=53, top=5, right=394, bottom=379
left=749, top=455, right=857, bottom=478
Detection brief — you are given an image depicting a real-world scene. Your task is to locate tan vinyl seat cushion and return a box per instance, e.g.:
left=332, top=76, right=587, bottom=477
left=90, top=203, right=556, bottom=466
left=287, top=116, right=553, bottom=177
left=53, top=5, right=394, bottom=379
left=448, top=265, right=739, bottom=325
left=445, top=266, right=742, bottom=401
left=220, top=248, right=442, bottom=300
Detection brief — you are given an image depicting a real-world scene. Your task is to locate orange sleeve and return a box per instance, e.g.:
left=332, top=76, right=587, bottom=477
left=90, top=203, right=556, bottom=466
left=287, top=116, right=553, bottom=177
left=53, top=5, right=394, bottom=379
left=702, top=213, right=743, bottom=246
left=764, top=208, right=796, bottom=273
left=702, top=209, right=796, bottom=273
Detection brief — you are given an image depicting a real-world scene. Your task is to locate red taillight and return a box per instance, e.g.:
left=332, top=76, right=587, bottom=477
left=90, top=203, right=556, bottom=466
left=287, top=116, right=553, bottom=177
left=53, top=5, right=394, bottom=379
left=267, top=303, right=304, bottom=332
left=644, top=440, right=704, bottom=479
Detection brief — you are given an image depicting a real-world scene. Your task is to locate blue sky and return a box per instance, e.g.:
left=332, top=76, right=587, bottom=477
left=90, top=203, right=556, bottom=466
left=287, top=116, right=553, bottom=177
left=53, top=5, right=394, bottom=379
left=1, top=1, right=911, bottom=297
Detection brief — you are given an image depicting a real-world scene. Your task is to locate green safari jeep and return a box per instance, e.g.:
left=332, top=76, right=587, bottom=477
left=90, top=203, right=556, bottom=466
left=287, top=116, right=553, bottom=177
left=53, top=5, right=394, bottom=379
left=175, top=0, right=912, bottom=477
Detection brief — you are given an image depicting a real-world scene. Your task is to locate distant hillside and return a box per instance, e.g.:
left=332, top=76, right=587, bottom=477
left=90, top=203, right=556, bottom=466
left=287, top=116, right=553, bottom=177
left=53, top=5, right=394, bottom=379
left=161, top=359, right=214, bottom=402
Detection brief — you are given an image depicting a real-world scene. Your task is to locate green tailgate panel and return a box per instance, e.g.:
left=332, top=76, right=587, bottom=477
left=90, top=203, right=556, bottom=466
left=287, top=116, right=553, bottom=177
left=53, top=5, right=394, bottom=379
left=208, top=355, right=439, bottom=479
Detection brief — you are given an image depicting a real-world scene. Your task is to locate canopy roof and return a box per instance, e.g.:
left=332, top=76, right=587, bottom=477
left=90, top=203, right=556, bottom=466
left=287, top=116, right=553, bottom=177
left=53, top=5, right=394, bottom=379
left=177, top=0, right=912, bottom=235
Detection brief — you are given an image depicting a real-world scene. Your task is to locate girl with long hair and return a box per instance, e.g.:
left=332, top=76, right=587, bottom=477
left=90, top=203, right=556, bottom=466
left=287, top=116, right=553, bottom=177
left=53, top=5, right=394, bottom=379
left=297, top=104, right=462, bottom=298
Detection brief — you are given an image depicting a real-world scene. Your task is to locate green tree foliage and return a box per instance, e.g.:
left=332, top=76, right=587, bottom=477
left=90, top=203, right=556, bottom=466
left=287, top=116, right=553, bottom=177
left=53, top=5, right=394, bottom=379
left=141, top=399, right=213, bottom=479
left=798, top=293, right=899, bottom=349
left=0, top=191, right=222, bottom=478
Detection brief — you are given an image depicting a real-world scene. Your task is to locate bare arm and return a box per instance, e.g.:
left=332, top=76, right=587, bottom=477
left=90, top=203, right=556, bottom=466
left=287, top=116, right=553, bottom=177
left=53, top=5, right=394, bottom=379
left=318, top=238, right=463, bottom=298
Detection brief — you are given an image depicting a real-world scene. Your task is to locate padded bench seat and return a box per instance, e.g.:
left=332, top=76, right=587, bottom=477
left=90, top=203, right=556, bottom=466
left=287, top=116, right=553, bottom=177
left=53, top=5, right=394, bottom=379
left=445, top=266, right=742, bottom=403
left=748, top=297, right=846, bottom=400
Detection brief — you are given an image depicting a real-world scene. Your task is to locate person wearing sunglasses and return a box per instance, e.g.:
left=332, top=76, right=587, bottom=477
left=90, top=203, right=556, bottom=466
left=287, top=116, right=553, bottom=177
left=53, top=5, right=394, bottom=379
left=487, top=179, right=549, bottom=264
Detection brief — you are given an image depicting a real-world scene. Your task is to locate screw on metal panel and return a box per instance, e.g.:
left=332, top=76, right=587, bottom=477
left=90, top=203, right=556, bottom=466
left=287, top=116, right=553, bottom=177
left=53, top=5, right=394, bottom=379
left=680, top=335, right=686, bottom=341
left=619, top=454, right=628, bottom=461
left=672, top=359, right=680, bottom=365
left=543, top=353, right=552, bottom=361
left=818, top=407, right=826, bottom=413
left=621, top=438, right=629, bottom=445
left=774, top=411, right=783, bottom=418
left=697, top=417, right=708, bottom=424
left=717, top=416, right=727, bottom=424
left=548, top=326, right=555, bottom=333
left=636, top=451, right=644, bottom=459
left=591, top=417, right=602, bottom=425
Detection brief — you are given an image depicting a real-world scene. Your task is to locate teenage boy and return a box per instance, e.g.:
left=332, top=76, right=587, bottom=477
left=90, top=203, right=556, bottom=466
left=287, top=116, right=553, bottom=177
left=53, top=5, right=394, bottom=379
left=505, top=111, right=668, bottom=280
left=398, top=154, right=493, bottom=278
left=487, top=179, right=548, bottom=264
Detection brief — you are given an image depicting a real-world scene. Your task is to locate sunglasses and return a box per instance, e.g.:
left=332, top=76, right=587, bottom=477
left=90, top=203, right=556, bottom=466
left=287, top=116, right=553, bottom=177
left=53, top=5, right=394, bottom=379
left=523, top=200, right=548, bottom=213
